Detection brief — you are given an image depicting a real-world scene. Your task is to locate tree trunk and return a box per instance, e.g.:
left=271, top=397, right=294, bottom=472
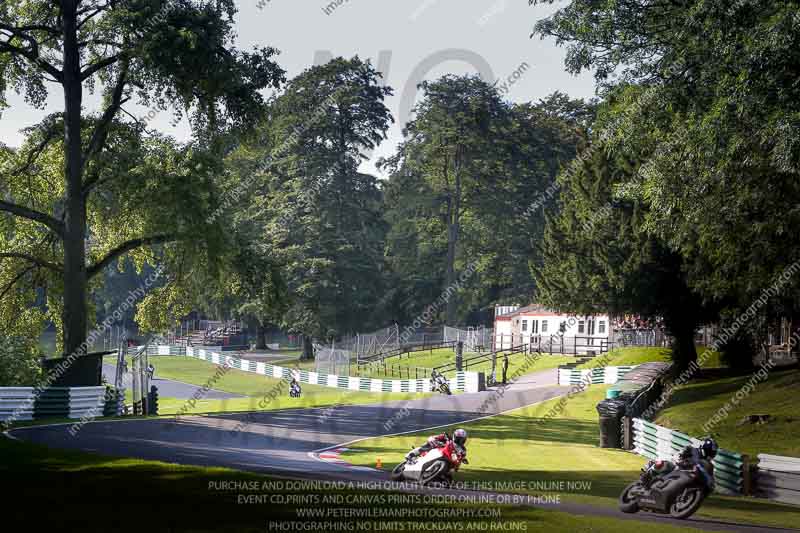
left=61, top=0, right=88, bottom=357
left=301, top=335, right=314, bottom=360
left=666, top=316, right=698, bottom=372
left=255, top=323, right=267, bottom=350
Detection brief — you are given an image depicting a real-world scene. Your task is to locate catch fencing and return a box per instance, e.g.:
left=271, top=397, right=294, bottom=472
left=756, top=454, right=800, bottom=505
left=630, top=418, right=749, bottom=495
left=0, top=386, right=123, bottom=422
left=443, top=326, right=492, bottom=352
left=314, top=345, right=352, bottom=376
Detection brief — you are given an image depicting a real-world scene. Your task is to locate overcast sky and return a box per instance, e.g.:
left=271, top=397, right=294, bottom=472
left=0, top=0, right=596, bottom=177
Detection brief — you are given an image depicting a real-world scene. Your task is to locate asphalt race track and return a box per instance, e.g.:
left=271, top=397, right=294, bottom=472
left=8, top=369, right=796, bottom=532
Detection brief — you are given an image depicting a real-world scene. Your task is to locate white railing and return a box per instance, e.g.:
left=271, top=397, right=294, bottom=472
left=757, top=454, right=800, bottom=505
left=0, top=386, right=120, bottom=422
left=557, top=365, right=636, bottom=386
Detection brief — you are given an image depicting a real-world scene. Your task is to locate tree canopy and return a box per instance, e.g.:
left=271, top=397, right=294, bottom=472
left=0, top=0, right=284, bottom=356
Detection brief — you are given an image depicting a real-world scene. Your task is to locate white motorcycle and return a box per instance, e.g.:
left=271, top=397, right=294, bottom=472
left=390, top=438, right=467, bottom=486
left=430, top=371, right=452, bottom=395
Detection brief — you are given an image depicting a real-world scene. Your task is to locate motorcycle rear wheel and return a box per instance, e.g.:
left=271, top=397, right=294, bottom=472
left=390, top=461, right=406, bottom=481
left=618, top=482, right=642, bottom=514
left=420, top=459, right=448, bottom=486
left=669, top=487, right=705, bottom=519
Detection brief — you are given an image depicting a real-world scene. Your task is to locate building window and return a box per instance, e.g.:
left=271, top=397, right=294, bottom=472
left=542, top=320, right=548, bottom=333
left=532, top=320, right=539, bottom=334
left=599, top=320, right=606, bottom=334
left=578, top=320, right=585, bottom=334
left=522, top=320, right=528, bottom=332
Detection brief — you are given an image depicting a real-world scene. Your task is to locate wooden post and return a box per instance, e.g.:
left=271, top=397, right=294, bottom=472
left=742, top=454, right=752, bottom=496
left=622, top=417, right=633, bottom=450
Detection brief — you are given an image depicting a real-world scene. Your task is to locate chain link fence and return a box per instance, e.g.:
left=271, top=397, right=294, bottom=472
left=313, top=345, right=352, bottom=376
left=444, top=325, right=492, bottom=352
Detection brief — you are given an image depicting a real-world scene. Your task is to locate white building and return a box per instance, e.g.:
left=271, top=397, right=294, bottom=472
left=493, top=304, right=611, bottom=353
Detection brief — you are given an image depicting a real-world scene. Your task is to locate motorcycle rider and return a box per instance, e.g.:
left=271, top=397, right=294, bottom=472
left=430, top=369, right=451, bottom=394
left=406, top=428, right=468, bottom=461
left=677, top=437, right=718, bottom=491
left=650, top=437, right=718, bottom=491
left=289, top=378, right=302, bottom=398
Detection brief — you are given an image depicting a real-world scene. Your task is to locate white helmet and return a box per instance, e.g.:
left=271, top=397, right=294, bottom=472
left=453, top=428, right=468, bottom=447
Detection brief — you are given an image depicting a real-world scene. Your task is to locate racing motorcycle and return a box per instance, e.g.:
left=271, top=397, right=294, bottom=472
left=430, top=370, right=452, bottom=395
left=619, top=458, right=713, bottom=519
left=390, top=438, right=467, bottom=486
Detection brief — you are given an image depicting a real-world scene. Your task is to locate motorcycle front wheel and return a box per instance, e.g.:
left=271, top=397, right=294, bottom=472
left=420, top=459, right=448, bottom=486
left=618, top=482, right=642, bottom=514
left=390, top=461, right=406, bottom=481
left=669, top=487, right=705, bottom=519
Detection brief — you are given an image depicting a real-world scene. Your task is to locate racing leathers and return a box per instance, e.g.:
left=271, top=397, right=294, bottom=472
left=676, top=445, right=715, bottom=491
left=406, top=433, right=462, bottom=460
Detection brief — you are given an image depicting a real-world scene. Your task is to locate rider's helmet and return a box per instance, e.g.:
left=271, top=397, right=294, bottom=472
left=453, top=428, right=468, bottom=447
left=700, top=437, right=718, bottom=459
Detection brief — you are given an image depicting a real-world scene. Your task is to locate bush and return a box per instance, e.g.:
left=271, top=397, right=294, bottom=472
left=0, top=335, right=43, bottom=386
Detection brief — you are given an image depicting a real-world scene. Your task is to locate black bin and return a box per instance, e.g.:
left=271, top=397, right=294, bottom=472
left=596, top=398, right=626, bottom=448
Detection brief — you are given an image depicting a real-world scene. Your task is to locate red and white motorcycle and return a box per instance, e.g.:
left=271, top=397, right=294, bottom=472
left=390, top=437, right=467, bottom=486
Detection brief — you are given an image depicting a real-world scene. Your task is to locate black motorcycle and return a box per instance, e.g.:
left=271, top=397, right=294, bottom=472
left=619, top=459, right=712, bottom=519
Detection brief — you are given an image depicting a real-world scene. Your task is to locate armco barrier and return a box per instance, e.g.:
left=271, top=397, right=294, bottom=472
left=756, top=454, right=800, bottom=506
left=631, top=418, right=748, bottom=495
left=0, top=386, right=122, bottom=422
left=558, top=365, right=636, bottom=386
left=152, top=345, right=484, bottom=393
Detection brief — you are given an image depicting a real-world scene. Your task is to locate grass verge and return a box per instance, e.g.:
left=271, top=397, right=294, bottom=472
left=573, top=346, right=725, bottom=369
left=109, top=355, right=431, bottom=416
left=0, top=435, right=699, bottom=533
left=342, top=385, right=800, bottom=529
left=655, top=367, right=800, bottom=457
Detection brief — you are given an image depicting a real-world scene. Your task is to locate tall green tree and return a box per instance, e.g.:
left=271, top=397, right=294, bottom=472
left=0, top=0, right=283, bottom=356
left=382, top=86, right=591, bottom=325
left=536, top=145, right=719, bottom=370
left=226, top=57, right=392, bottom=359
left=382, top=75, right=510, bottom=325
left=532, top=0, right=800, bottom=363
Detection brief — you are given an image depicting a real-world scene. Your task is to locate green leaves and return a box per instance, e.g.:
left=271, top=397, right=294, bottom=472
left=383, top=77, right=590, bottom=324
left=221, top=57, right=392, bottom=340
left=1, top=0, right=284, bottom=354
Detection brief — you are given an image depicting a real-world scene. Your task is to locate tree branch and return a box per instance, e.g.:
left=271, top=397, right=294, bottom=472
left=87, top=234, right=174, bottom=278
left=0, top=200, right=64, bottom=236
left=0, top=252, right=62, bottom=272
left=10, top=119, right=61, bottom=177
left=0, top=265, right=36, bottom=301
left=0, top=24, right=62, bottom=81
left=80, top=53, right=120, bottom=81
